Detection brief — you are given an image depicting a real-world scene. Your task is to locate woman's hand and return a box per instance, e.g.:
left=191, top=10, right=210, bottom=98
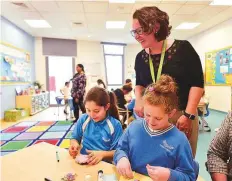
left=176, top=115, right=192, bottom=139
left=75, top=98, right=79, bottom=103
left=134, top=98, right=144, bottom=118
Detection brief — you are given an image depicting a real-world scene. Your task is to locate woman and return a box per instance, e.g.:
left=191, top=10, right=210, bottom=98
left=131, top=6, right=204, bottom=157
left=71, top=64, right=87, bottom=121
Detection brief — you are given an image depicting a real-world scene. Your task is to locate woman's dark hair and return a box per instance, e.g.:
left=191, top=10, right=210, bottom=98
left=133, top=6, right=172, bottom=42
left=97, top=79, right=106, bottom=89
left=84, top=87, right=119, bottom=120
left=77, top=64, right=85, bottom=72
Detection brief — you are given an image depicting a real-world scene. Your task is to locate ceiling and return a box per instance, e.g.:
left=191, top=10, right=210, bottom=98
left=1, top=0, right=232, bottom=44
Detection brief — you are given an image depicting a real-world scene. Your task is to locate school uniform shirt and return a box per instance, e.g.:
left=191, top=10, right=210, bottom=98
left=114, top=119, right=196, bottom=181
left=71, top=113, right=123, bottom=155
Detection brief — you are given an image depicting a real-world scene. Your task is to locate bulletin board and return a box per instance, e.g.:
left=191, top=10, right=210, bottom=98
left=0, top=42, right=31, bottom=84
left=205, top=46, right=232, bottom=86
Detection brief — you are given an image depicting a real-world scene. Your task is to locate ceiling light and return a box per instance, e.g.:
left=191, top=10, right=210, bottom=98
left=109, top=0, right=135, bottom=3
left=210, top=0, right=232, bottom=6
left=106, top=21, right=126, bottom=29
left=24, top=20, right=51, bottom=28
left=175, top=22, right=200, bottom=30
left=87, top=35, right=92, bottom=38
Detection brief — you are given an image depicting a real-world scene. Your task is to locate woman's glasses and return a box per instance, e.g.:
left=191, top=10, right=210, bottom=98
left=130, top=27, right=144, bottom=37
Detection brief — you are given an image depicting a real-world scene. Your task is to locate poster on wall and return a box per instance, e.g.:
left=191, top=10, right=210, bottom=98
left=0, top=42, right=31, bottom=84
left=205, top=46, right=232, bottom=86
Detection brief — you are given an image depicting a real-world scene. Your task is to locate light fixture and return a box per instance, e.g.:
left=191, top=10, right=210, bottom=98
left=106, top=21, right=126, bottom=29
left=24, top=20, right=51, bottom=28
left=175, top=22, right=201, bottom=30
left=87, top=35, right=92, bottom=38
left=210, top=0, right=232, bottom=6
left=109, top=0, right=135, bottom=3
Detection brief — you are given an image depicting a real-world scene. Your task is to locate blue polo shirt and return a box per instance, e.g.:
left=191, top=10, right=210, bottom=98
left=71, top=114, right=123, bottom=155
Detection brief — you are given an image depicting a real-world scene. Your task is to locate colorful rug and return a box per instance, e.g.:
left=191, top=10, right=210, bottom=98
left=0, top=121, right=75, bottom=156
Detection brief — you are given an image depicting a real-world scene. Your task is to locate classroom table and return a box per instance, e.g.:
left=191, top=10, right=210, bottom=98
left=0, top=142, right=205, bottom=181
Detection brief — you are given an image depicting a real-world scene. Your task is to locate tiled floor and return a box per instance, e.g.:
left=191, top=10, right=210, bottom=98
left=1, top=107, right=229, bottom=181
left=1, top=106, right=74, bottom=130
left=196, top=110, right=228, bottom=181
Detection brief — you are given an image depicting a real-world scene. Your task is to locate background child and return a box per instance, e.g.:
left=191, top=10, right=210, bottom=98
left=114, top=84, right=133, bottom=110
left=60, top=81, right=71, bottom=115
left=114, top=75, right=196, bottom=181
left=97, top=79, right=106, bottom=89
left=69, top=87, right=123, bottom=165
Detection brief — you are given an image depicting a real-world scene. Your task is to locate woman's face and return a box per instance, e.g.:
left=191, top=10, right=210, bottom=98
left=132, top=19, right=157, bottom=49
left=76, top=66, right=82, bottom=73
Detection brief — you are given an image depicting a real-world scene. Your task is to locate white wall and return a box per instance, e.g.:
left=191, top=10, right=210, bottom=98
left=189, top=18, right=232, bottom=112
left=76, top=40, right=105, bottom=91
left=35, top=37, right=46, bottom=90
left=124, top=44, right=142, bottom=85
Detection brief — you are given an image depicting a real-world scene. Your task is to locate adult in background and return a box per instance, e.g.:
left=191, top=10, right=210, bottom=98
left=71, top=64, right=87, bottom=121
left=131, top=6, right=204, bottom=157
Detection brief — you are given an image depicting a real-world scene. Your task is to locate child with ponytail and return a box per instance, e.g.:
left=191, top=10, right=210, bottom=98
left=69, top=87, right=123, bottom=165
left=114, top=75, right=196, bottom=181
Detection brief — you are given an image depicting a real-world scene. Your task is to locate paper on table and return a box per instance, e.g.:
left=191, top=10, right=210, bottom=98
left=75, top=154, right=89, bottom=164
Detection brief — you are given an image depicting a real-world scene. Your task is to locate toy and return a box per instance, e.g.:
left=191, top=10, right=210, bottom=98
left=61, top=173, right=77, bottom=181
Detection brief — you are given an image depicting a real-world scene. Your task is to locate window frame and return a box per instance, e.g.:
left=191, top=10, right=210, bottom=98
left=102, top=42, right=126, bottom=89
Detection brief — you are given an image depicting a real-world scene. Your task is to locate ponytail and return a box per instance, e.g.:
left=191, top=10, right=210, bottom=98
left=108, top=91, right=119, bottom=120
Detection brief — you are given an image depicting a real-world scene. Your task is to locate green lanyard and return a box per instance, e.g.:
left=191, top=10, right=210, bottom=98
left=149, top=39, right=167, bottom=83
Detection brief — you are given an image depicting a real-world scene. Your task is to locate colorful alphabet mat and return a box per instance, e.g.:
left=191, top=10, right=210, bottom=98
left=0, top=121, right=75, bottom=156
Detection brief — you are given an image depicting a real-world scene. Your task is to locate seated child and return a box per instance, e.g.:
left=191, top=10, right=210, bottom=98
left=114, top=75, right=196, bottom=181
left=69, top=87, right=123, bottom=165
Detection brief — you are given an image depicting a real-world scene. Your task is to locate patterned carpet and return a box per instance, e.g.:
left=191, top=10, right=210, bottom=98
left=0, top=121, right=75, bottom=156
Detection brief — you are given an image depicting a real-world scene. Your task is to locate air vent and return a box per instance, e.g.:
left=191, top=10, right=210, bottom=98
left=71, top=22, right=84, bottom=28
left=11, top=2, right=29, bottom=9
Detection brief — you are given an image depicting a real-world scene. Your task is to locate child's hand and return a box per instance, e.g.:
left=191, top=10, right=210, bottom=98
left=69, top=143, right=79, bottom=159
left=86, top=150, right=104, bottom=165
left=116, top=157, right=133, bottom=179
left=146, top=164, right=170, bottom=181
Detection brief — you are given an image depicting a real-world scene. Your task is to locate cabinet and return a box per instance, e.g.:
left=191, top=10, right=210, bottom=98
left=16, top=92, right=49, bottom=115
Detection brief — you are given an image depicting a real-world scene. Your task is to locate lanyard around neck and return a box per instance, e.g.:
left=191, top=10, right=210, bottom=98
left=149, top=39, right=167, bottom=83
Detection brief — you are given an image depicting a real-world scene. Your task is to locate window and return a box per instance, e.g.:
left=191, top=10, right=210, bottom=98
left=103, top=43, right=125, bottom=91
